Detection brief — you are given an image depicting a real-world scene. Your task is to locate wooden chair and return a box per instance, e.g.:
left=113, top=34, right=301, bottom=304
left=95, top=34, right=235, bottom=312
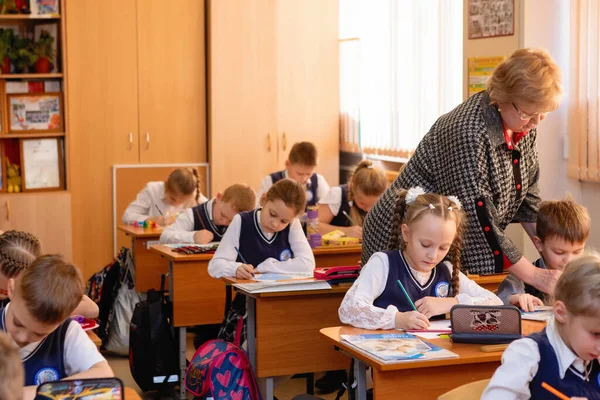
left=437, top=379, right=491, bottom=400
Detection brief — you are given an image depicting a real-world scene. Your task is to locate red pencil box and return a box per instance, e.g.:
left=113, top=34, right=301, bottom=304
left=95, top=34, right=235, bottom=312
left=314, top=266, right=360, bottom=280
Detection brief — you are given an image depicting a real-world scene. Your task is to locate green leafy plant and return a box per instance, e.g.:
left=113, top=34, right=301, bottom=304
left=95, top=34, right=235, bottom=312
left=13, top=36, right=35, bottom=72
left=32, top=30, right=55, bottom=64
left=0, top=28, right=15, bottom=68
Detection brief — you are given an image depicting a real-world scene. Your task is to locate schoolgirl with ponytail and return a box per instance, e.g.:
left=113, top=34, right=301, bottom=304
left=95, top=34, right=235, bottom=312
left=338, top=187, right=502, bottom=330
left=122, top=167, right=208, bottom=226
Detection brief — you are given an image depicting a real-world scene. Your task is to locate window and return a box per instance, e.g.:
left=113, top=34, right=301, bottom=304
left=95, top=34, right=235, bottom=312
left=568, top=0, right=600, bottom=182
left=339, top=0, right=463, bottom=159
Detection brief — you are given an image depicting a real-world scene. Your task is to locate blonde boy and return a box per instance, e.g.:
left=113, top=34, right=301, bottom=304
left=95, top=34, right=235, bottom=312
left=160, top=183, right=256, bottom=244
left=497, top=198, right=590, bottom=311
left=256, top=142, right=330, bottom=207
left=1, top=255, right=113, bottom=400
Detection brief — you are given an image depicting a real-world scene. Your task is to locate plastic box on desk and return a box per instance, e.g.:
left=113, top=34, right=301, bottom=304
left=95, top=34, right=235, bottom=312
left=450, top=304, right=522, bottom=344
left=314, top=265, right=360, bottom=281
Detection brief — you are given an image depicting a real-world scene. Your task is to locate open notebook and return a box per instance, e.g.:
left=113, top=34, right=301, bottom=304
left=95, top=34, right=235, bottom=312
left=341, top=333, right=458, bottom=364
left=233, top=273, right=331, bottom=293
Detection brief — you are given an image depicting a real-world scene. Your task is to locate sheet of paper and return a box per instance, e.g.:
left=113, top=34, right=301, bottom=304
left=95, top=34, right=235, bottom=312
left=399, top=319, right=452, bottom=339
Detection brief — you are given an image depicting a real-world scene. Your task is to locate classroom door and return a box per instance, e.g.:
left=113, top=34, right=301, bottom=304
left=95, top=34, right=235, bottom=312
left=275, top=0, right=340, bottom=186
left=207, top=0, right=278, bottom=194
left=137, top=0, right=207, bottom=164
left=66, top=0, right=140, bottom=277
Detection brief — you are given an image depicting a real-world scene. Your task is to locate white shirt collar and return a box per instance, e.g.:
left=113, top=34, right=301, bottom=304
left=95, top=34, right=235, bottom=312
left=546, top=316, right=587, bottom=379
left=255, top=210, right=274, bottom=239
left=205, top=198, right=215, bottom=222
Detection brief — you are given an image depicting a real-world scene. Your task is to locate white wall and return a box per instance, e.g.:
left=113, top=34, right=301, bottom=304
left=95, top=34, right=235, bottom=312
left=522, top=0, right=600, bottom=250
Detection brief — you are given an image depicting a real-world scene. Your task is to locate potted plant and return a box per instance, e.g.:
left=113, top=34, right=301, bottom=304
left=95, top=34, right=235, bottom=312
left=13, top=36, right=35, bottom=73
left=0, top=28, right=15, bottom=74
left=32, top=30, right=55, bottom=73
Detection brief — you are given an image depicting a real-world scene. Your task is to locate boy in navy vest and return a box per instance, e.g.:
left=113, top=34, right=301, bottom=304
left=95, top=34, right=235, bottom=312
left=160, top=183, right=256, bottom=244
left=497, top=198, right=589, bottom=311
left=483, top=254, right=600, bottom=400
left=0, top=330, right=22, bottom=400
left=256, top=141, right=330, bottom=208
left=1, top=255, right=113, bottom=399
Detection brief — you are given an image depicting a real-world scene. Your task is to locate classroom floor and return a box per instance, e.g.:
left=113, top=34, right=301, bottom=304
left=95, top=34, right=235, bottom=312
left=105, top=333, right=350, bottom=399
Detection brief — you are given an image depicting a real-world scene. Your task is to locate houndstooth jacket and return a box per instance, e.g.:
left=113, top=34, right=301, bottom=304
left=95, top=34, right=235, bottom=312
left=362, top=90, right=541, bottom=275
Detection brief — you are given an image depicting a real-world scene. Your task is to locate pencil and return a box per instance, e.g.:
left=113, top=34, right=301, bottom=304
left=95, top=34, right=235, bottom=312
left=155, top=204, right=163, bottom=215
left=397, top=280, right=417, bottom=311
left=342, top=211, right=357, bottom=226
left=541, top=382, right=570, bottom=400
left=194, top=207, right=207, bottom=230
left=234, top=246, right=254, bottom=277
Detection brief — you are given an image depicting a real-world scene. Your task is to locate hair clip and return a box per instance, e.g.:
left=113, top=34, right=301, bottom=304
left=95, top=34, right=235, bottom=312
left=405, top=187, right=425, bottom=205
left=429, top=204, right=435, bottom=210
left=448, top=206, right=453, bottom=211
left=367, top=164, right=374, bottom=169
left=447, top=195, right=463, bottom=210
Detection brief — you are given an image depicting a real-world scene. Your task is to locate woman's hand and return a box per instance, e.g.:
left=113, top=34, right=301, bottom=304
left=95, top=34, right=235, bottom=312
left=532, top=268, right=561, bottom=294
left=236, top=264, right=255, bottom=279
left=415, top=297, right=458, bottom=318
left=194, top=230, right=214, bottom=244
left=509, top=293, right=544, bottom=312
left=394, top=311, right=430, bottom=330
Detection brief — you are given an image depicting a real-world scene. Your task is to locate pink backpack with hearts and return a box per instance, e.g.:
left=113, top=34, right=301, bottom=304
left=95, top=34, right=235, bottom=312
left=184, top=319, right=262, bottom=400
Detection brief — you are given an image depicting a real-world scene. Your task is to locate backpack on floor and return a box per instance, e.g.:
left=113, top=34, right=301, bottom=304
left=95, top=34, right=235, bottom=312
left=185, top=318, right=262, bottom=400
left=129, top=276, right=179, bottom=392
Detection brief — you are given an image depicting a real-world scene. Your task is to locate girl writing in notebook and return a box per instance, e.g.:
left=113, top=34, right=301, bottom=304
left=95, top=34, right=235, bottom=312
left=318, top=160, right=386, bottom=240
left=338, top=187, right=501, bottom=330
left=122, top=168, right=208, bottom=226
left=483, top=253, right=600, bottom=400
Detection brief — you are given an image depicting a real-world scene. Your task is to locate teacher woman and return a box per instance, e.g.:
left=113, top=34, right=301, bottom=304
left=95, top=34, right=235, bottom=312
left=362, top=48, right=563, bottom=294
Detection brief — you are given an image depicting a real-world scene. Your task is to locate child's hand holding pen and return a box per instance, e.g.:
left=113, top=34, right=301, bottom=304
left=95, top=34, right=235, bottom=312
left=395, top=311, right=430, bottom=330
left=236, top=264, right=255, bottom=280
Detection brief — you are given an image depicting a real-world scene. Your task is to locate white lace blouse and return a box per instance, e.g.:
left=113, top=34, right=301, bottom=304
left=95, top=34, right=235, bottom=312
left=338, top=251, right=503, bottom=330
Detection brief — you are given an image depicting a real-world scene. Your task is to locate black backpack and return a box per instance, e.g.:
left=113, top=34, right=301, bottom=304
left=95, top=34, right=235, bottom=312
left=128, top=276, right=179, bottom=392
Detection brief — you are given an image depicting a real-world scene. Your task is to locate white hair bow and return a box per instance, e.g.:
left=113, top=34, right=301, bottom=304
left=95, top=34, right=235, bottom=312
left=405, top=187, right=425, bottom=205
left=447, top=195, right=463, bottom=210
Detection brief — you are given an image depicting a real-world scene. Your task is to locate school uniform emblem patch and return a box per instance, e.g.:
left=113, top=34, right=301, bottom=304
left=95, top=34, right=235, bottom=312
left=279, top=249, right=292, bottom=261
left=434, top=281, right=449, bottom=298
left=35, top=367, right=59, bottom=384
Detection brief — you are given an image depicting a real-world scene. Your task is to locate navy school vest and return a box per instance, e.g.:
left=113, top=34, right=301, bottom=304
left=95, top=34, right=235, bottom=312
left=192, top=201, right=226, bottom=241
left=236, top=209, right=293, bottom=267
left=270, top=170, right=319, bottom=206
left=529, top=328, right=600, bottom=399
left=373, top=250, right=453, bottom=315
left=329, top=184, right=367, bottom=227
left=1, top=305, right=70, bottom=386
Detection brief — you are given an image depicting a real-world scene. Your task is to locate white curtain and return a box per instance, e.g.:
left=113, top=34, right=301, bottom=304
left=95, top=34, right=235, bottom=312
left=339, top=0, right=463, bottom=158
left=568, top=0, right=600, bottom=182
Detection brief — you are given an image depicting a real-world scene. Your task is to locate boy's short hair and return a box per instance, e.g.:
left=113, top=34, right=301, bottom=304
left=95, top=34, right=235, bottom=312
left=288, top=142, right=318, bottom=167
left=536, top=198, right=590, bottom=243
left=17, top=255, right=84, bottom=325
left=0, top=331, right=23, bottom=400
left=221, top=184, right=256, bottom=212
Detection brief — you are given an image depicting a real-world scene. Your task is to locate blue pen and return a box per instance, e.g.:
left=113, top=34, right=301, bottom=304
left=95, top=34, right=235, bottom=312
left=397, top=279, right=417, bottom=311
left=234, top=246, right=255, bottom=277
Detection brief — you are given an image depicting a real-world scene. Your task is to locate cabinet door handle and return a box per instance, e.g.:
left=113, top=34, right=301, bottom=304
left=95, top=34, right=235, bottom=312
left=282, top=132, right=287, bottom=151
left=5, top=200, right=9, bottom=222
left=145, top=132, right=150, bottom=149
left=128, top=132, right=133, bottom=150
left=267, top=133, right=272, bottom=152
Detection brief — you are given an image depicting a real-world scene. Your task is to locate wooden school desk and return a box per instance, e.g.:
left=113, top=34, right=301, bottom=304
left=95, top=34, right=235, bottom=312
left=124, top=387, right=141, bottom=400
left=118, top=225, right=165, bottom=291
left=321, top=320, right=546, bottom=400
left=469, top=272, right=510, bottom=293
left=222, top=277, right=351, bottom=400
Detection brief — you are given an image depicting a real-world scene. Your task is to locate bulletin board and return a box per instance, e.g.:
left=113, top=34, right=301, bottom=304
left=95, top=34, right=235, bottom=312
left=467, top=56, right=506, bottom=97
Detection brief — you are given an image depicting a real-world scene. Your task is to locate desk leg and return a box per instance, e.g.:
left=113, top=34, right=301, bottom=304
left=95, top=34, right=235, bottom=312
left=247, top=296, right=256, bottom=370
left=169, top=261, right=186, bottom=400
left=259, top=378, right=274, bottom=400
left=354, top=359, right=367, bottom=400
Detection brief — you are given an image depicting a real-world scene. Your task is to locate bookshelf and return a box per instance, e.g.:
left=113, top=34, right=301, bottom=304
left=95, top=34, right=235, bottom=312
left=0, top=0, right=67, bottom=194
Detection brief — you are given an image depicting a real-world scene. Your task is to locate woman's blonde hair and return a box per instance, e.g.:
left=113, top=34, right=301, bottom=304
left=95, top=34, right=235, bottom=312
left=554, top=253, right=600, bottom=317
left=348, top=160, right=386, bottom=226
left=487, top=48, right=563, bottom=112
left=387, top=189, right=465, bottom=296
left=165, top=168, right=202, bottom=203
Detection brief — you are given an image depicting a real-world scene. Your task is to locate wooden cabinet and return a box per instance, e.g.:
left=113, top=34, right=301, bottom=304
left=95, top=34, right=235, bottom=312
left=67, top=0, right=206, bottom=278
left=208, top=0, right=339, bottom=194
left=0, top=192, right=72, bottom=258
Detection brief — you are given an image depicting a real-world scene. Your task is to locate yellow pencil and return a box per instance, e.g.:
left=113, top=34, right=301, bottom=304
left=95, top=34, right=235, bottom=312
left=541, top=382, right=570, bottom=400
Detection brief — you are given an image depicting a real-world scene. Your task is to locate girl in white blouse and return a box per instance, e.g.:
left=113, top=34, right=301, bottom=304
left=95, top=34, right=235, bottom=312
left=122, top=168, right=208, bottom=226
left=338, top=187, right=502, bottom=330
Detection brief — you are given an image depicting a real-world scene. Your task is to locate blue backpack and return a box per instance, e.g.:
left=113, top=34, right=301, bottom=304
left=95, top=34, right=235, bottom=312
left=184, top=318, right=262, bottom=400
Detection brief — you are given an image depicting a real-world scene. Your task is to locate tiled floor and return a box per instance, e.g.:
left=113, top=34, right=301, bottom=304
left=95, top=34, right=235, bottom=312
left=106, top=334, right=350, bottom=400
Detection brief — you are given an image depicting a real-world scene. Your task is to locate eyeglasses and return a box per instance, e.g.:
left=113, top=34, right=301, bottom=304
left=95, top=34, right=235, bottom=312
left=512, top=102, right=546, bottom=120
